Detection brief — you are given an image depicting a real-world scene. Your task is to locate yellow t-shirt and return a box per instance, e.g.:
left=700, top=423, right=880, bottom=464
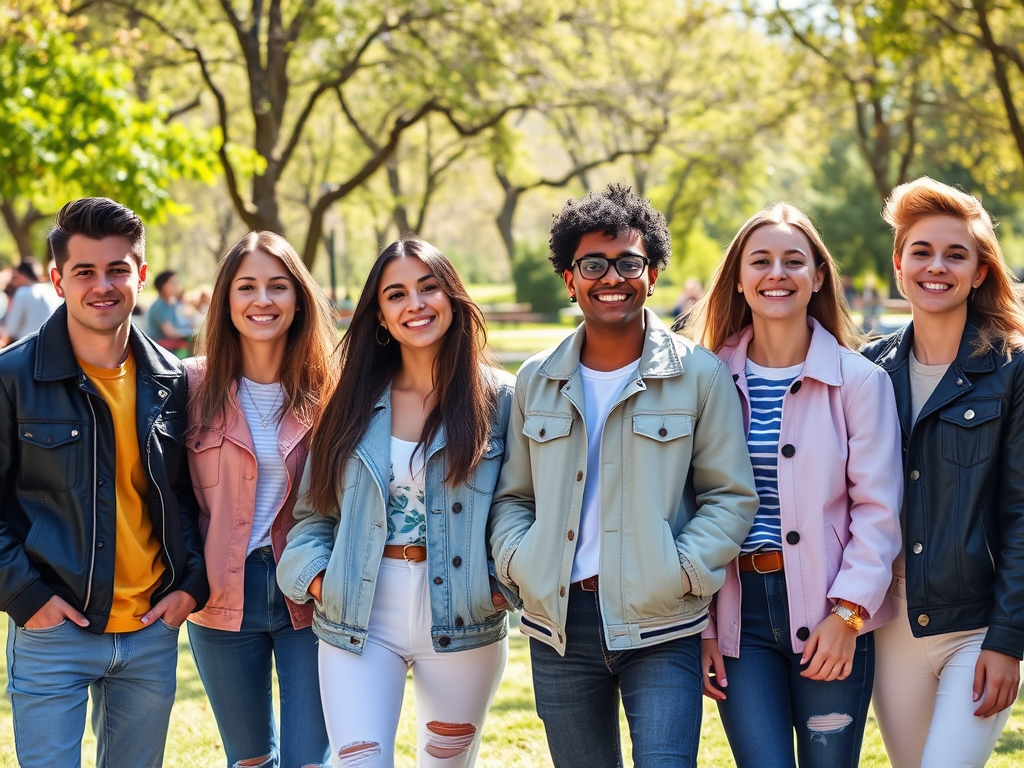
left=77, top=352, right=166, bottom=632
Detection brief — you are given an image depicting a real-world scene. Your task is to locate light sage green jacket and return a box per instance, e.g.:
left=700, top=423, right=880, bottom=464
left=489, top=310, right=758, bottom=655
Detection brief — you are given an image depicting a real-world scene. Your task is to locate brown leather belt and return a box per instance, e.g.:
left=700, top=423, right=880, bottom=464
left=738, top=550, right=784, bottom=573
left=382, top=544, right=427, bottom=562
left=571, top=575, right=599, bottom=592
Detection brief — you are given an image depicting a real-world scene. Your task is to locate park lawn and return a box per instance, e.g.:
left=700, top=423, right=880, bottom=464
left=1, top=619, right=1022, bottom=766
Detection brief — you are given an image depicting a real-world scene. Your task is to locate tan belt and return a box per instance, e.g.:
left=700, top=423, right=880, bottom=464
left=382, top=544, right=427, bottom=562
left=738, top=550, right=783, bottom=573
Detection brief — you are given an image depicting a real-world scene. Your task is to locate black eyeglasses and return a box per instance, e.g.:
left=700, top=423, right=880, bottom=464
left=572, top=255, right=650, bottom=280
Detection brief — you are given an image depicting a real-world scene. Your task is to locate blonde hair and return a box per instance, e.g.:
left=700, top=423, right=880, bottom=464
left=681, top=203, right=862, bottom=352
left=884, top=176, right=1024, bottom=357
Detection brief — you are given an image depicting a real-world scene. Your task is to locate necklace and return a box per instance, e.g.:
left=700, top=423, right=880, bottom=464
left=241, top=378, right=283, bottom=429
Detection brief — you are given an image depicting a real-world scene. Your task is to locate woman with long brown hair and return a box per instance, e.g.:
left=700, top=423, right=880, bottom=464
left=278, top=237, right=514, bottom=768
left=864, top=177, right=1024, bottom=767
left=687, top=203, right=902, bottom=767
left=185, top=231, right=337, bottom=768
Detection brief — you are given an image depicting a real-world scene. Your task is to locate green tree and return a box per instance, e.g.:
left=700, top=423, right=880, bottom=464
left=0, top=0, right=216, bottom=261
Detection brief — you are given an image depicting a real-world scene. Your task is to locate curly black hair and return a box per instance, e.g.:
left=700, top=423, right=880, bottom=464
left=548, top=183, right=671, bottom=274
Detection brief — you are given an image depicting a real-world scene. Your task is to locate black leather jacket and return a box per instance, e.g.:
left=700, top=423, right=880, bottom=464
left=0, top=305, right=208, bottom=631
left=863, top=316, right=1024, bottom=659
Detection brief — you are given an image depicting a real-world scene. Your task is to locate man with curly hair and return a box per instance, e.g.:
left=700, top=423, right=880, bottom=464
left=491, top=184, right=758, bottom=766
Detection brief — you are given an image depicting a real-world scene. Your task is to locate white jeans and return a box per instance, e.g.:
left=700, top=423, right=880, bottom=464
left=873, top=578, right=1019, bottom=768
left=319, top=558, right=507, bottom=768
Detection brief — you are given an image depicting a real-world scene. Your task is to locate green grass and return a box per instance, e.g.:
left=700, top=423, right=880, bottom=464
left=1, top=620, right=1022, bottom=766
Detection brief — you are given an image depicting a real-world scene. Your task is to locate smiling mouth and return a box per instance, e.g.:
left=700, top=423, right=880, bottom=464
left=405, top=316, right=435, bottom=328
left=761, top=289, right=794, bottom=298
left=919, top=282, right=952, bottom=292
left=594, top=293, right=628, bottom=303
left=247, top=314, right=279, bottom=323
left=89, top=299, right=119, bottom=308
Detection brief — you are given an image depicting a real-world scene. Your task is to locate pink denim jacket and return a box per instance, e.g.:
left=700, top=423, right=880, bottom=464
left=705, top=319, right=903, bottom=656
left=183, top=358, right=313, bottom=631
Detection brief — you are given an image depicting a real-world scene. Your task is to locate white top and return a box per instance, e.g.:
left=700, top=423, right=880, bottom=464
left=571, top=359, right=640, bottom=583
left=238, top=378, right=288, bottom=555
left=386, top=437, right=427, bottom=546
left=6, top=283, right=62, bottom=341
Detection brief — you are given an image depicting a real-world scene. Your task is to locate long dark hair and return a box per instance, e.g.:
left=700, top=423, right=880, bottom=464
left=188, top=231, right=339, bottom=436
left=305, top=237, right=499, bottom=515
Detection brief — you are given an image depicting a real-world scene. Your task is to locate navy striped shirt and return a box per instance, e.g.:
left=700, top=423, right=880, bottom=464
left=740, top=360, right=803, bottom=554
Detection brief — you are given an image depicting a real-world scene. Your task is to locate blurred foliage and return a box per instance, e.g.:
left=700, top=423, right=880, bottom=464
left=511, top=240, right=569, bottom=315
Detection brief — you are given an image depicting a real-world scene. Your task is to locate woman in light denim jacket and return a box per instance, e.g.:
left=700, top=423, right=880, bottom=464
left=683, top=204, right=902, bottom=768
left=277, top=237, right=512, bottom=768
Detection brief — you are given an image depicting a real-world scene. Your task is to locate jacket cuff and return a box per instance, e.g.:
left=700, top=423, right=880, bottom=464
left=176, top=568, right=210, bottom=612
left=294, top=556, right=331, bottom=603
left=981, top=623, right=1024, bottom=661
left=6, top=579, right=56, bottom=627
left=488, top=558, right=523, bottom=611
left=498, top=531, right=528, bottom=590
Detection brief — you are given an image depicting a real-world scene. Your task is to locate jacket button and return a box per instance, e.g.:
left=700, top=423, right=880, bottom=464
left=912, top=542, right=923, bottom=554
left=956, top=378, right=964, bottom=386
left=452, top=502, right=462, bottom=513
left=576, top=470, right=583, bottom=481
left=790, top=381, right=802, bottom=394
left=732, top=373, right=739, bottom=382
left=452, top=556, right=462, bottom=567
left=781, top=444, right=795, bottom=458
left=910, top=470, right=920, bottom=480
left=658, top=427, right=668, bottom=437
left=438, top=636, right=451, bottom=647
left=567, top=530, right=575, bottom=541
left=539, top=428, right=546, bottom=438
left=44, top=436, right=51, bottom=444
left=559, top=586, right=565, bottom=597
left=71, top=430, right=78, bottom=437
left=158, top=390, right=167, bottom=398
left=97, top=541, right=104, bottom=549
left=917, top=614, right=930, bottom=627
left=796, top=626, right=810, bottom=641
left=786, top=531, right=800, bottom=545
left=434, top=577, right=443, bottom=585
left=455, top=616, right=464, bottom=627
left=964, top=409, right=975, bottom=420
left=194, top=440, right=201, bottom=448
left=98, top=479, right=104, bottom=487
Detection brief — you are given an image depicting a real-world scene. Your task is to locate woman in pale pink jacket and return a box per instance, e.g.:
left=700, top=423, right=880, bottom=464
left=184, top=231, right=338, bottom=768
left=680, top=203, right=902, bottom=768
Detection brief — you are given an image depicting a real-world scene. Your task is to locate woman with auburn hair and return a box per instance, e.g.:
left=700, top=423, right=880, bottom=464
left=277, top=237, right=514, bottom=768
left=863, top=177, right=1024, bottom=768
left=686, top=203, right=902, bottom=767
left=185, top=231, right=338, bottom=768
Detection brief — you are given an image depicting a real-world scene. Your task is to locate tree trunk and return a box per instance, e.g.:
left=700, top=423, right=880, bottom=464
left=0, top=201, right=45, bottom=262
left=495, top=186, right=522, bottom=263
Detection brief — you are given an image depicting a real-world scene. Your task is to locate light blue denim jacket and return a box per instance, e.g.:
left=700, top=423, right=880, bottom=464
left=277, top=369, right=515, bottom=654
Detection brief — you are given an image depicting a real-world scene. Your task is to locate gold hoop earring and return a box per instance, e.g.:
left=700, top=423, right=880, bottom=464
left=375, top=325, right=391, bottom=346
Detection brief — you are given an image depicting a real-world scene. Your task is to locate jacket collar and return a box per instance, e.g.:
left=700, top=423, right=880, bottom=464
left=875, top=313, right=995, bottom=376
left=719, top=317, right=843, bottom=386
left=538, top=308, right=683, bottom=381
left=35, top=304, right=182, bottom=382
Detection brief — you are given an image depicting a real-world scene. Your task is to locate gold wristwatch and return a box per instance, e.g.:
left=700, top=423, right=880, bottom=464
left=831, top=600, right=865, bottom=631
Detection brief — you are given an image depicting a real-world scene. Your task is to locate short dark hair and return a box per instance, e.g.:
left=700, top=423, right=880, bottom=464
left=154, top=270, right=177, bottom=293
left=15, top=258, right=41, bottom=282
left=548, top=183, right=671, bottom=274
left=48, top=198, right=146, bottom=273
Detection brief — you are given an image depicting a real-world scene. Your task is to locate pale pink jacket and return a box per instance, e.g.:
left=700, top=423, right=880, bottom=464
left=184, top=358, right=313, bottom=632
left=705, top=319, right=902, bottom=656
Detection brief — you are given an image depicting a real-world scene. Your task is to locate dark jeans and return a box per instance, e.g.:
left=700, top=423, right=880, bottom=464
left=187, top=547, right=329, bottom=768
left=717, top=569, right=874, bottom=768
left=529, top=585, right=703, bottom=768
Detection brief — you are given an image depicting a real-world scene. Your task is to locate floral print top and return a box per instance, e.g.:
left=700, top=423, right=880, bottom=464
left=386, top=436, right=426, bottom=546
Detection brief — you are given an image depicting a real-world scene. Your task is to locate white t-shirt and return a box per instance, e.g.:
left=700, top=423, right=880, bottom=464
left=571, top=359, right=640, bottom=583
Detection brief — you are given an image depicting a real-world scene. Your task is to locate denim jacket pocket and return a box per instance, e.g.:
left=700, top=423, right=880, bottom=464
left=939, top=399, right=1001, bottom=468
left=187, top=432, right=224, bottom=489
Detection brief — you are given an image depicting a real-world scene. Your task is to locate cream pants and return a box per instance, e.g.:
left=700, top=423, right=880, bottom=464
left=872, top=578, right=1019, bottom=768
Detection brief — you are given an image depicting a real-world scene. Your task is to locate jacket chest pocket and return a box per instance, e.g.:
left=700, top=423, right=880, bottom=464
left=523, top=414, right=573, bottom=444
left=632, top=414, right=693, bottom=443
left=18, top=422, right=83, bottom=491
left=187, top=432, right=223, bottom=489
left=466, top=437, right=506, bottom=494
left=939, top=400, right=1001, bottom=468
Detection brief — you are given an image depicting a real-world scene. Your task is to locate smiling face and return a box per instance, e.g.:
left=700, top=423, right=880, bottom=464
left=737, top=223, right=823, bottom=326
left=563, top=229, right=656, bottom=332
left=229, top=248, right=297, bottom=353
left=895, top=214, right=988, bottom=319
left=51, top=234, right=145, bottom=340
left=377, top=256, right=453, bottom=354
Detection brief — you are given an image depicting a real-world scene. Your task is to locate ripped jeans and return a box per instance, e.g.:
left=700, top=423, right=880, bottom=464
left=717, top=569, right=874, bottom=768
left=318, top=558, right=507, bottom=768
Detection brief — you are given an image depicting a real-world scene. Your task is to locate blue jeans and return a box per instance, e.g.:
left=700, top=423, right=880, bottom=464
left=6, top=614, right=180, bottom=768
left=717, top=569, right=874, bottom=768
left=187, top=547, right=329, bottom=768
left=529, top=585, right=703, bottom=768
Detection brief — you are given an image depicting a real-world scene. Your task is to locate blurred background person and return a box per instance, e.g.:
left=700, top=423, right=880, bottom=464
left=146, top=269, right=194, bottom=356
left=0, top=257, right=63, bottom=346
